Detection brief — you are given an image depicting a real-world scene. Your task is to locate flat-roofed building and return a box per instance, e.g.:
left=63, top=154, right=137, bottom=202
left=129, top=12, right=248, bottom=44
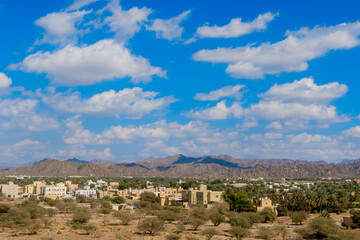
left=0, top=181, right=19, bottom=198
left=182, top=184, right=223, bottom=207
left=41, top=183, right=67, bottom=197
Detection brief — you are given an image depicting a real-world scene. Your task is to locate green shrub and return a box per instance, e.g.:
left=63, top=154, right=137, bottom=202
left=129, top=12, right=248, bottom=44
left=202, top=228, right=219, bottom=240
left=111, top=196, right=125, bottom=204
left=290, top=211, right=308, bottom=225
left=137, top=217, right=164, bottom=235
left=229, top=226, right=251, bottom=240
left=166, top=235, right=181, bottom=240
left=229, top=213, right=252, bottom=228
left=189, top=206, right=209, bottom=220
left=257, top=227, right=274, bottom=240
left=72, top=207, right=91, bottom=223
left=260, top=207, right=276, bottom=222
left=209, top=210, right=225, bottom=226
left=189, top=217, right=205, bottom=231
left=113, top=210, right=133, bottom=225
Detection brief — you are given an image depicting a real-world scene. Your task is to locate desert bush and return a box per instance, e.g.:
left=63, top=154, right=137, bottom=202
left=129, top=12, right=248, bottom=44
left=295, top=217, right=340, bottom=239
left=56, top=201, right=76, bottom=213
left=0, top=207, right=30, bottom=227
left=257, top=227, right=274, bottom=240
left=277, top=205, right=288, bottom=216
left=260, top=207, right=276, bottom=222
left=113, top=210, right=133, bottom=225
left=164, top=206, right=181, bottom=213
left=140, top=192, right=160, bottom=203
left=185, top=236, right=199, bottom=240
left=189, top=217, right=205, bottom=230
left=240, top=212, right=264, bottom=224
left=46, top=208, right=58, bottom=217
left=99, top=200, right=112, bottom=214
left=290, top=211, right=308, bottom=225
left=229, top=226, right=251, bottom=240
left=166, top=235, right=181, bottom=240
left=72, top=207, right=91, bottom=223
left=189, top=206, right=209, bottom=220
left=209, top=210, right=225, bottom=226
left=82, top=224, right=96, bottom=235
left=276, top=225, right=289, bottom=240
left=212, top=202, right=229, bottom=214
left=111, top=196, right=125, bottom=204
left=0, top=204, right=10, bottom=214
left=175, top=223, right=186, bottom=233
left=26, top=219, right=42, bottom=235
left=229, top=213, right=252, bottom=228
left=157, top=210, right=182, bottom=223
left=202, top=228, right=219, bottom=240
left=76, top=195, right=87, bottom=203
left=137, top=201, right=162, bottom=210
left=41, top=216, right=53, bottom=228
left=137, top=217, right=165, bottom=234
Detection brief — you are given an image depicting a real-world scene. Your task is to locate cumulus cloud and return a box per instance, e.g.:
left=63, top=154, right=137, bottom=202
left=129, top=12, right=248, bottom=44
left=247, top=101, right=343, bottom=121
left=195, top=12, right=277, bottom=39
left=186, top=101, right=243, bottom=120
left=193, top=21, right=360, bottom=78
left=266, top=121, right=283, bottom=130
left=0, top=98, right=38, bottom=117
left=41, top=87, right=177, bottom=118
left=54, top=145, right=114, bottom=160
left=64, top=118, right=210, bottom=145
left=14, top=39, right=166, bottom=86
left=146, top=10, right=191, bottom=41
left=103, top=0, right=152, bottom=41
left=342, top=126, right=360, bottom=138
left=261, top=77, right=348, bottom=103
left=0, top=73, right=12, bottom=89
left=194, top=84, right=245, bottom=101
left=35, top=10, right=90, bottom=45
left=14, top=139, right=40, bottom=147
left=66, top=0, right=100, bottom=11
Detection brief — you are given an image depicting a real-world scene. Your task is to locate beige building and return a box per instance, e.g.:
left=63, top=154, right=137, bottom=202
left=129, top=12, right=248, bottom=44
left=33, top=181, right=46, bottom=195
left=182, top=184, right=223, bottom=206
left=0, top=181, right=19, bottom=198
left=41, top=183, right=67, bottom=196
left=255, top=198, right=278, bottom=214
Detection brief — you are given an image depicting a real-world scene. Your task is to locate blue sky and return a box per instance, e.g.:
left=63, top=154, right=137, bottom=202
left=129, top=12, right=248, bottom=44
left=1, top=0, right=360, bottom=165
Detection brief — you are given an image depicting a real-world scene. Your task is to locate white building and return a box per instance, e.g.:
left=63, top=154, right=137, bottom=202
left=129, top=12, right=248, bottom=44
left=73, top=189, right=97, bottom=197
left=41, top=183, right=67, bottom=196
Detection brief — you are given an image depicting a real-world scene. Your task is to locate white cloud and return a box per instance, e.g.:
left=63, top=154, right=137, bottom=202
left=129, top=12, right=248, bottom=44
left=193, top=21, right=360, bottom=78
left=194, top=84, right=245, bottom=101
left=195, top=12, right=277, bottom=39
left=2, top=115, right=60, bottom=131
left=243, top=121, right=258, bottom=128
left=54, top=145, right=114, bottom=160
left=66, top=0, right=99, bottom=11
left=0, top=98, right=59, bottom=131
left=14, top=139, right=40, bottom=148
left=261, top=77, right=348, bottom=103
left=343, top=126, right=360, bottom=138
left=0, top=73, right=12, bottom=89
left=356, top=114, right=360, bottom=120
left=64, top=116, right=109, bottom=145
left=266, top=121, right=282, bottom=130
left=146, top=10, right=191, bottom=41
left=41, top=87, right=177, bottom=118
left=35, top=10, right=90, bottom=45
left=0, top=98, right=38, bottom=117
left=248, top=100, right=345, bottom=121
left=103, top=0, right=152, bottom=41
left=64, top=119, right=211, bottom=145
left=186, top=101, right=243, bottom=120
left=14, top=39, right=166, bottom=86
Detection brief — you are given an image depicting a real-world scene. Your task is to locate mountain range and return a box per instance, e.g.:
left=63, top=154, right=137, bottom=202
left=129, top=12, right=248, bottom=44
left=0, top=154, right=359, bottom=179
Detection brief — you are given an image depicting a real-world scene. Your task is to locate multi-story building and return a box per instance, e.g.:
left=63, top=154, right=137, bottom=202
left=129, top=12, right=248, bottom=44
left=33, top=181, right=46, bottom=195
left=41, top=183, right=67, bottom=197
left=0, top=181, right=19, bottom=198
left=182, top=184, right=223, bottom=206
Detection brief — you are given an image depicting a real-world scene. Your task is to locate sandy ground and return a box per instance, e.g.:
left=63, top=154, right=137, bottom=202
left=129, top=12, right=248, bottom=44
left=0, top=212, right=360, bottom=240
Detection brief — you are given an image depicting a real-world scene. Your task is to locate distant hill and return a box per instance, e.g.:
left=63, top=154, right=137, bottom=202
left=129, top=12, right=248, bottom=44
left=0, top=155, right=358, bottom=178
